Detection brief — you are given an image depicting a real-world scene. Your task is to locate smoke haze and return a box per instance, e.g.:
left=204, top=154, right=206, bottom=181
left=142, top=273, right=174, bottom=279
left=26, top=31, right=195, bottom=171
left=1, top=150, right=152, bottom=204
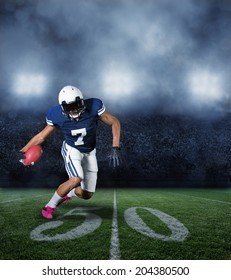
left=0, top=0, right=231, bottom=117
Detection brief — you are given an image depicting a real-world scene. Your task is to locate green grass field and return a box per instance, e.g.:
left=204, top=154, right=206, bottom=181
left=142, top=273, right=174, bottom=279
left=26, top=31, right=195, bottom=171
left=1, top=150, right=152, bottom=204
left=0, top=187, right=230, bottom=260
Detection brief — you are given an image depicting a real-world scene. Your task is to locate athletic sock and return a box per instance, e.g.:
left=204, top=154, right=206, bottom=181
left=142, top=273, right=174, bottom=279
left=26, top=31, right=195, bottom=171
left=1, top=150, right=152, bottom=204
left=45, top=191, right=63, bottom=208
left=67, top=188, right=78, bottom=198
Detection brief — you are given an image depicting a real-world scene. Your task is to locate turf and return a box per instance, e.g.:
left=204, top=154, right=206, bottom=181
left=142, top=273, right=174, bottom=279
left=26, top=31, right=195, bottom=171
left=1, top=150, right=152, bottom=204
left=0, top=187, right=230, bottom=260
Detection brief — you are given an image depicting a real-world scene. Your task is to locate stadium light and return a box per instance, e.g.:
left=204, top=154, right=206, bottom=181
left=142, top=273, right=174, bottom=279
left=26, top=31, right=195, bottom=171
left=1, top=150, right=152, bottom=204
left=187, top=69, right=224, bottom=106
left=13, top=72, right=48, bottom=96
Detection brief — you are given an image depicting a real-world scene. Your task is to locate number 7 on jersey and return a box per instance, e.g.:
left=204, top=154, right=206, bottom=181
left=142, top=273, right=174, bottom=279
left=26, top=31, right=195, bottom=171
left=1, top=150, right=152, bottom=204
left=71, top=128, right=87, bottom=146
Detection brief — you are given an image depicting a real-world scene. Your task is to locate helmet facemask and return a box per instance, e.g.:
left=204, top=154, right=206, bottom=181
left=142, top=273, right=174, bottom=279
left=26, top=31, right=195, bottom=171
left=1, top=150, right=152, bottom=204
left=61, top=96, right=85, bottom=120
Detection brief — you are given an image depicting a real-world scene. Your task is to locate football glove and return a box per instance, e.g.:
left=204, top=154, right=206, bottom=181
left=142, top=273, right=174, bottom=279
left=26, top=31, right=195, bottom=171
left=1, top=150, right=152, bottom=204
left=109, top=147, right=122, bottom=168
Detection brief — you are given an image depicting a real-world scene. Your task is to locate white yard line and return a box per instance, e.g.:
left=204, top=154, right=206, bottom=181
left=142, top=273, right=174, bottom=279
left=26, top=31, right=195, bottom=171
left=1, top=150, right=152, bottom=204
left=109, top=189, right=121, bottom=260
left=167, top=192, right=231, bottom=205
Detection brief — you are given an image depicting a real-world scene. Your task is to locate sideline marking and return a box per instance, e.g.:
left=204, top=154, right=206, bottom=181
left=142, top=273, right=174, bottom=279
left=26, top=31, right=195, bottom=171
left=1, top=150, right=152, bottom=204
left=0, top=193, right=53, bottom=204
left=109, top=189, right=121, bottom=260
left=167, top=192, right=231, bottom=205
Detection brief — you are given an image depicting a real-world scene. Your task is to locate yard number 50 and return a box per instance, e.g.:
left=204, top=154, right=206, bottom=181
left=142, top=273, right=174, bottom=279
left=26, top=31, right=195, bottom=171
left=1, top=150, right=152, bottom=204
left=30, top=207, right=188, bottom=242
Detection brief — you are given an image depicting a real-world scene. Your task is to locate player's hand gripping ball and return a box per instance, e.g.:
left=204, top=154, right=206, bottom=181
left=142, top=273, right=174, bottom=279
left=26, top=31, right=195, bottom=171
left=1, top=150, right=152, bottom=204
left=20, top=145, right=43, bottom=166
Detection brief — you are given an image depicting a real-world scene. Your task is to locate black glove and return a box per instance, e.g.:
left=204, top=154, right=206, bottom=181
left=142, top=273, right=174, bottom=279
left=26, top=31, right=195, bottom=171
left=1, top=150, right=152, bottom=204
left=109, top=147, right=122, bottom=168
left=19, top=152, right=26, bottom=165
left=19, top=152, right=31, bottom=167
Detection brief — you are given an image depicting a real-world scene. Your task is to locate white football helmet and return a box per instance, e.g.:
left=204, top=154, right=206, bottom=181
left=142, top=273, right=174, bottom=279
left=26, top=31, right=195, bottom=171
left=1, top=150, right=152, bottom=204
left=58, top=85, right=85, bottom=119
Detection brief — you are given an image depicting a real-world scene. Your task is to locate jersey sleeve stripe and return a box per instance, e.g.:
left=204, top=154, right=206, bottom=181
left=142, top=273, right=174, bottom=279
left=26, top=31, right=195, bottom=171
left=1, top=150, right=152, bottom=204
left=98, top=104, right=105, bottom=115
left=46, top=117, right=54, bottom=126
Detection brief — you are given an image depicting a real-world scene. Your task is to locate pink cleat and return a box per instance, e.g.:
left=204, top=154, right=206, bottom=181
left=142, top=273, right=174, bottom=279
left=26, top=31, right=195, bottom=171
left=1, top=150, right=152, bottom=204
left=42, top=206, right=55, bottom=219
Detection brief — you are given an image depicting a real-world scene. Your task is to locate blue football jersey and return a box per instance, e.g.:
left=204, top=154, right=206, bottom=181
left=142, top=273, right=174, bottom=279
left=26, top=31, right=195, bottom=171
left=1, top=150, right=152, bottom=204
left=46, top=98, right=105, bottom=153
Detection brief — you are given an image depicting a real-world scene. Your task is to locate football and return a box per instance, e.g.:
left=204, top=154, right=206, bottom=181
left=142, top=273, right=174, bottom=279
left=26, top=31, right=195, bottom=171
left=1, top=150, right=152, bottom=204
left=20, top=145, right=43, bottom=166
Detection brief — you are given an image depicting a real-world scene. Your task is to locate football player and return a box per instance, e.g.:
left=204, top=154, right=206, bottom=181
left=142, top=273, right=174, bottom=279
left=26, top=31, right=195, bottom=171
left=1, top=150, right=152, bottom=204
left=20, top=85, right=121, bottom=219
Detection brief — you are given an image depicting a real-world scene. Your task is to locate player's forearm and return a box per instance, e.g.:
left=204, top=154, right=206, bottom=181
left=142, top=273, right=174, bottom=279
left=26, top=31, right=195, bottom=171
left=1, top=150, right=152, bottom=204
left=112, top=119, right=121, bottom=147
left=99, top=112, right=121, bottom=147
left=20, top=125, right=56, bottom=152
left=20, top=133, right=45, bottom=152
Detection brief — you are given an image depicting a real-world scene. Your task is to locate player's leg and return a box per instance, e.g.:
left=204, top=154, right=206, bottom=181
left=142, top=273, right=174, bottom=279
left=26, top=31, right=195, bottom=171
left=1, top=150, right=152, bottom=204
left=57, top=184, right=93, bottom=205
left=74, top=186, right=94, bottom=199
left=56, top=176, right=81, bottom=196
left=63, top=148, right=98, bottom=201
left=41, top=176, right=81, bottom=219
left=79, top=148, right=98, bottom=198
left=42, top=143, right=83, bottom=219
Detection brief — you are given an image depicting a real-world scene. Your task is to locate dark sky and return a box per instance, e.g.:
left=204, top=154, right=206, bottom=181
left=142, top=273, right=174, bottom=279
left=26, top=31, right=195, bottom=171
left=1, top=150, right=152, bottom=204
left=0, top=0, right=231, bottom=117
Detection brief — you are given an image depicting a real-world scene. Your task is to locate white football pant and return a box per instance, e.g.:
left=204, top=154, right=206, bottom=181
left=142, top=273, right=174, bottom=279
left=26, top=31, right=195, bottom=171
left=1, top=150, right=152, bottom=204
left=61, top=142, right=98, bottom=192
